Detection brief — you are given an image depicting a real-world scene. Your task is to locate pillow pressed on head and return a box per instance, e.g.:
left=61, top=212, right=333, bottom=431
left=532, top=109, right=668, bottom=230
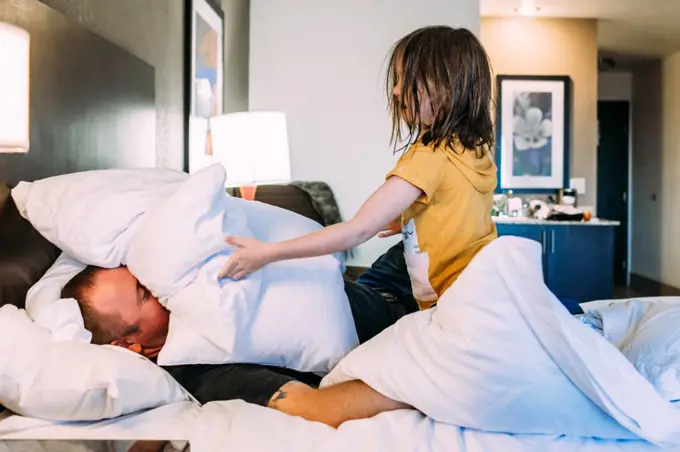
left=126, top=164, right=358, bottom=371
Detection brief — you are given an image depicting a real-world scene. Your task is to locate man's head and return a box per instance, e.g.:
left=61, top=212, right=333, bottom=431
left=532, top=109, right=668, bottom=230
left=61, top=266, right=170, bottom=358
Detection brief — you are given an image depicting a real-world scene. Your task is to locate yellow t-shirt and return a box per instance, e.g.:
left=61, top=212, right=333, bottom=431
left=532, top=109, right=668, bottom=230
left=387, top=138, right=498, bottom=310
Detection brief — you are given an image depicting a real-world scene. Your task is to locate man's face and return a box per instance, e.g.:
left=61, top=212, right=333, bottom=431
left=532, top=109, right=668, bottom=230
left=88, top=267, right=169, bottom=357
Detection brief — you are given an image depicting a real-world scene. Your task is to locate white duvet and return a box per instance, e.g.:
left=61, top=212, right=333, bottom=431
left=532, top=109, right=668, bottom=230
left=323, top=236, right=680, bottom=444
left=191, top=237, right=680, bottom=451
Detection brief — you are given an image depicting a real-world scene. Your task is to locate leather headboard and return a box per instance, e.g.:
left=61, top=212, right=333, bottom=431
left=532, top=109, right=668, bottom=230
left=0, top=184, right=60, bottom=308
left=232, top=185, right=324, bottom=225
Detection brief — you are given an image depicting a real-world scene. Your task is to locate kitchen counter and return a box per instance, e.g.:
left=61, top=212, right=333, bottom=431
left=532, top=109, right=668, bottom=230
left=492, top=217, right=620, bottom=226
left=495, top=220, right=617, bottom=302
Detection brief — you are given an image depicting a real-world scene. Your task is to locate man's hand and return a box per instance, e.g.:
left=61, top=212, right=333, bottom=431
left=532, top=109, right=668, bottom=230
left=378, top=219, right=402, bottom=238
left=218, top=237, right=274, bottom=280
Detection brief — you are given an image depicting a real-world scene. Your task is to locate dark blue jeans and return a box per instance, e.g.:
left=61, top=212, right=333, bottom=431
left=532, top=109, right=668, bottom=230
left=165, top=241, right=417, bottom=406
left=344, top=241, right=418, bottom=342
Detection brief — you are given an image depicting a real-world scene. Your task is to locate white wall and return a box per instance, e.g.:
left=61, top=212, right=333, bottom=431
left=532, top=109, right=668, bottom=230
left=598, top=72, right=633, bottom=101
left=659, top=52, right=680, bottom=287
left=631, top=54, right=680, bottom=289
left=250, top=0, right=480, bottom=266
left=221, top=0, right=250, bottom=113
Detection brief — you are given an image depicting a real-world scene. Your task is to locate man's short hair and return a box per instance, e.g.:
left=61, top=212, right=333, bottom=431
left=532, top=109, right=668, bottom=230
left=61, top=266, right=127, bottom=345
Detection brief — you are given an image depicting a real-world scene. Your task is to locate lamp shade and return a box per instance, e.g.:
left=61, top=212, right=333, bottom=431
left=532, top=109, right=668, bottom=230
left=0, top=22, right=30, bottom=153
left=210, top=111, right=291, bottom=186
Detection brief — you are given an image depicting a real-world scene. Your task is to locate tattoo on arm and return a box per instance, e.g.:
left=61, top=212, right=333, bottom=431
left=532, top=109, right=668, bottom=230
left=271, top=389, right=288, bottom=403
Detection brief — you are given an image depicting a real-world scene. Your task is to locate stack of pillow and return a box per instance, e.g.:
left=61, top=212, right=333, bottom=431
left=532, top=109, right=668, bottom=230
left=1, top=169, right=192, bottom=421
left=0, top=164, right=356, bottom=422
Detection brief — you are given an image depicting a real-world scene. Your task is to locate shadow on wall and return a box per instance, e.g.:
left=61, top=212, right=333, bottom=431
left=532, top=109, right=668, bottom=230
left=631, top=59, right=663, bottom=281
left=0, top=0, right=156, bottom=185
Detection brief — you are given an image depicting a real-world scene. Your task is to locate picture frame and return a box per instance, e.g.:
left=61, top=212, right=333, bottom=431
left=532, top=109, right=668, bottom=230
left=495, top=75, right=572, bottom=193
left=184, top=0, right=224, bottom=173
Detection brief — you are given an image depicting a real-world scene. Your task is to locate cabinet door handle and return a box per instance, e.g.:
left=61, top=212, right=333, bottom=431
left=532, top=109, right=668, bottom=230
left=551, top=230, right=555, bottom=254
left=541, top=230, right=547, bottom=254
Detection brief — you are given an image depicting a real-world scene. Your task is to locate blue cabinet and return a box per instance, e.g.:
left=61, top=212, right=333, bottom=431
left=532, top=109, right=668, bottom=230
left=496, top=222, right=616, bottom=302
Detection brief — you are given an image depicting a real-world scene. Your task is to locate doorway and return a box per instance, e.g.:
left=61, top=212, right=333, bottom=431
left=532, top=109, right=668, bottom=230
left=597, top=101, right=630, bottom=286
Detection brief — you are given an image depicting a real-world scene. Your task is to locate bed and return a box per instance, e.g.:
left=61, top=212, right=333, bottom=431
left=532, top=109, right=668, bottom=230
left=3, top=175, right=680, bottom=451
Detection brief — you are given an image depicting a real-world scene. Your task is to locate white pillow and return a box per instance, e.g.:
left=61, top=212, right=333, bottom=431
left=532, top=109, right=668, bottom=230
left=581, top=298, right=680, bottom=401
left=11, top=168, right=187, bottom=267
left=126, top=164, right=250, bottom=302
left=0, top=305, right=189, bottom=421
left=620, top=303, right=680, bottom=402
left=127, top=164, right=358, bottom=372
left=25, top=252, right=89, bottom=342
left=323, top=238, right=680, bottom=444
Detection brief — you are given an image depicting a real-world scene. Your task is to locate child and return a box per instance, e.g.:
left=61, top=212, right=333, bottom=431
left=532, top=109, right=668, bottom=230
left=220, top=26, right=497, bottom=311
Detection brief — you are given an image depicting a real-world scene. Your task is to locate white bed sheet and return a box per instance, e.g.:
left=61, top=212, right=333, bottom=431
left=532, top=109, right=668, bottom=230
left=191, top=401, right=679, bottom=452
left=581, top=296, right=680, bottom=313
left=0, top=401, right=199, bottom=442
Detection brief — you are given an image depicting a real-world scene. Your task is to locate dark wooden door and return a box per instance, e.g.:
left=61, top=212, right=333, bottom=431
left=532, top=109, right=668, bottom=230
left=597, top=101, right=630, bottom=286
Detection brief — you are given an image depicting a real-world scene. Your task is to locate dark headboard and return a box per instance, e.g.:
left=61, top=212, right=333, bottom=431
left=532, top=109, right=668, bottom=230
left=0, top=0, right=156, bottom=185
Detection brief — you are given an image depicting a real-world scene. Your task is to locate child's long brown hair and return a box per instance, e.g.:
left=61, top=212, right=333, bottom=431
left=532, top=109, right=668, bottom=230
left=386, top=26, right=494, bottom=157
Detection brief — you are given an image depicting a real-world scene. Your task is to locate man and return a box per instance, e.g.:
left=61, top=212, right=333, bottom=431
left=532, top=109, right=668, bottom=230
left=61, top=242, right=417, bottom=428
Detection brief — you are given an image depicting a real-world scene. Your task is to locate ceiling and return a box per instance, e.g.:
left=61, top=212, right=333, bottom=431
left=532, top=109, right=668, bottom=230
left=481, top=0, right=680, bottom=58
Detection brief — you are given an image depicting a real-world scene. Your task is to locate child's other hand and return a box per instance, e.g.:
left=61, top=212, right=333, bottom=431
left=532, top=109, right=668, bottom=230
left=219, top=236, right=273, bottom=280
left=378, top=219, right=402, bottom=238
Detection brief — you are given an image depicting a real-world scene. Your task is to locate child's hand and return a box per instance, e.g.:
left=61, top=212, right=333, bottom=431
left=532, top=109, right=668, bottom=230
left=219, top=236, right=273, bottom=280
left=378, top=219, right=402, bottom=238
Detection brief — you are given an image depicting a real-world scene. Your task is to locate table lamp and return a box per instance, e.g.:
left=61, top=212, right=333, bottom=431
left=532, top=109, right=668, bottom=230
left=210, top=111, right=292, bottom=200
left=0, top=22, right=30, bottom=153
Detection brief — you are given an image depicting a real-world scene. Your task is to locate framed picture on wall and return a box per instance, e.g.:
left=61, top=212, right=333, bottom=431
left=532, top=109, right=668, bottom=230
left=184, top=0, right=224, bottom=173
left=495, top=75, right=572, bottom=193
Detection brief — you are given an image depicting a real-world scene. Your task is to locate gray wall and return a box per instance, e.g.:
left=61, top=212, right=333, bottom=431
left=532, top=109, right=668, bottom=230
left=222, top=0, right=250, bottom=113
left=0, top=0, right=156, bottom=183
left=40, top=0, right=250, bottom=170
left=630, top=60, right=663, bottom=281
left=40, top=0, right=186, bottom=170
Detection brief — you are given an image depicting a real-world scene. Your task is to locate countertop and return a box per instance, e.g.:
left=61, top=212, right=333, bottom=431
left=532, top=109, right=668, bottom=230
left=492, top=217, right=620, bottom=226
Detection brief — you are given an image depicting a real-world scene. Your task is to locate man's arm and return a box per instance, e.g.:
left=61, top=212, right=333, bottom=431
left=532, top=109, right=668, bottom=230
left=268, top=380, right=410, bottom=428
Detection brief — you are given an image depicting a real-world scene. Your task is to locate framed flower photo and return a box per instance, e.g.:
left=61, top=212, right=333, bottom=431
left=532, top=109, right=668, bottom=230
left=495, top=75, right=571, bottom=193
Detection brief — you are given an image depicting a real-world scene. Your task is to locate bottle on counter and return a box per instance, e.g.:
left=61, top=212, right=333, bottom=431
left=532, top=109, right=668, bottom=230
left=506, top=190, right=524, bottom=217
left=493, top=193, right=508, bottom=217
